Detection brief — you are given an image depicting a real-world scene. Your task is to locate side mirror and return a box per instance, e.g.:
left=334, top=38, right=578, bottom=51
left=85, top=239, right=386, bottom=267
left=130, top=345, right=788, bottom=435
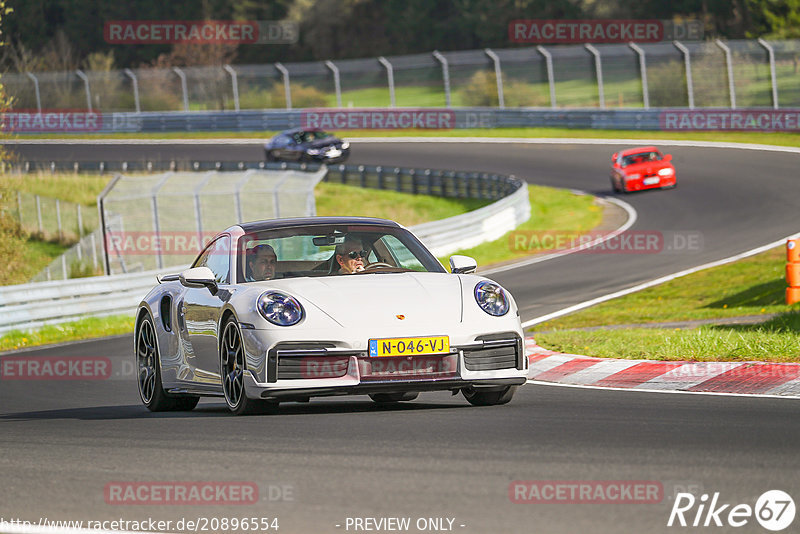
left=664, top=154, right=672, bottom=162
left=180, top=266, right=218, bottom=293
left=612, top=152, right=618, bottom=163
left=449, top=255, right=477, bottom=274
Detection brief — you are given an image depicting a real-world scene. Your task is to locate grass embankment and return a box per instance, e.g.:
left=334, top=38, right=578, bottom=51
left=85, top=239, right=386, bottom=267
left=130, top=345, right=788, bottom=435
left=534, top=247, right=800, bottom=362
left=13, top=128, right=800, bottom=150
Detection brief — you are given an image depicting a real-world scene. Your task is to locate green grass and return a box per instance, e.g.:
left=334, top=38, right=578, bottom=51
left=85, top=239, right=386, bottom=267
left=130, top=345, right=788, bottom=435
left=13, top=128, right=800, bottom=150
left=314, top=181, right=489, bottom=227
left=535, top=247, right=789, bottom=330
left=0, top=315, right=134, bottom=352
left=536, top=312, right=800, bottom=362
left=533, top=246, right=800, bottom=362
left=2, top=172, right=110, bottom=206
left=440, top=186, right=603, bottom=268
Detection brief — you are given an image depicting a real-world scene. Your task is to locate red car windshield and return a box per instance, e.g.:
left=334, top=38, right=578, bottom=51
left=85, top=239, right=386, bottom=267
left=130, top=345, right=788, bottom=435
left=621, top=151, right=662, bottom=167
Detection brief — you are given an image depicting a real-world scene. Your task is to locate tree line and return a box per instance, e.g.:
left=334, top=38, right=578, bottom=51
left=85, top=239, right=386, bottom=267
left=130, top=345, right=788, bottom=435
left=3, top=0, right=799, bottom=72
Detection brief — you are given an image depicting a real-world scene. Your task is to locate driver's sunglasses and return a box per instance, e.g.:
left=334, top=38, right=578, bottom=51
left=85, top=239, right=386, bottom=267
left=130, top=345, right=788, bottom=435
left=344, top=250, right=368, bottom=260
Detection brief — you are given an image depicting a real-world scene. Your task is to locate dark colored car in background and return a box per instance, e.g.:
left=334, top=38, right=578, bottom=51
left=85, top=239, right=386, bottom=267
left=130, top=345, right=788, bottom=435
left=264, top=128, right=350, bottom=163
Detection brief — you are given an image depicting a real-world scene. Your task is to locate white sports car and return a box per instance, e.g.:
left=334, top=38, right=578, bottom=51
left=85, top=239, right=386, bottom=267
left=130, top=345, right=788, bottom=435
left=135, top=217, right=527, bottom=415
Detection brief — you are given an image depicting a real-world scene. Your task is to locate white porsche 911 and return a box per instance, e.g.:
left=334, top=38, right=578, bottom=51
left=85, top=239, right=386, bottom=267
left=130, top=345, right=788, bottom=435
left=135, top=217, right=527, bottom=415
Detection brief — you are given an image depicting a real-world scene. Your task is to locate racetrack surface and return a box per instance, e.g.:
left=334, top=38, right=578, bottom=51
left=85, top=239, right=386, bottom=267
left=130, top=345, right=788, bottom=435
left=3, top=140, right=800, bottom=533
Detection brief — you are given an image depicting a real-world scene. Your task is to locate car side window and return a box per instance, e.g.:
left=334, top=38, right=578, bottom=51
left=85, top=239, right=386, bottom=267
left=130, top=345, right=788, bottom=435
left=194, top=236, right=230, bottom=284
left=272, top=135, right=291, bottom=148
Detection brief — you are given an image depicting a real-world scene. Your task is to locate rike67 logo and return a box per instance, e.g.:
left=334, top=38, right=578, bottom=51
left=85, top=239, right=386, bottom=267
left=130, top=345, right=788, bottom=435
left=668, top=490, right=795, bottom=531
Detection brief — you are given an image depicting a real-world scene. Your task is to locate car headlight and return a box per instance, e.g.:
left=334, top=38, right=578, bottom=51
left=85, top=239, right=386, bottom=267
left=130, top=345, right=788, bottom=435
left=474, top=281, right=510, bottom=317
left=306, top=148, right=321, bottom=155
left=340, top=141, right=350, bottom=149
left=257, top=291, right=304, bottom=326
left=658, top=168, right=674, bottom=177
left=625, top=173, right=640, bottom=180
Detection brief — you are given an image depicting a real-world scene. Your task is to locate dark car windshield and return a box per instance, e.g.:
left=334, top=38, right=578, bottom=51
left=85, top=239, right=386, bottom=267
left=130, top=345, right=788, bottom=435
left=621, top=151, right=663, bottom=167
left=237, top=224, right=445, bottom=282
left=293, top=130, right=333, bottom=144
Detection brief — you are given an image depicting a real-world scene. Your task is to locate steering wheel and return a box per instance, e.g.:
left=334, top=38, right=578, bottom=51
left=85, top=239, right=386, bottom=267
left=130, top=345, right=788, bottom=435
left=363, top=262, right=393, bottom=271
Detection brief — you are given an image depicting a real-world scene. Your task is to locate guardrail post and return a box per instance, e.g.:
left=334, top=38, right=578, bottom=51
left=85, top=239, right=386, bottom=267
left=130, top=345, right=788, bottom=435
left=410, top=169, right=418, bottom=194
left=275, top=62, right=291, bottom=110
left=758, top=38, right=779, bottom=109
left=584, top=44, right=605, bottom=109
left=536, top=45, right=556, bottom=109
left=673, top=41, right=694, bottom=109
left=172, top=67, right=189, bottom=112
left=715, top=39, right=736, bottom=109
left=432, top=51, right=451, bottom=107
left=223, top=64, right=240, bottom=111
left=484, top=48, right=504, bottom=109
left=378, top=57, right=396, bottom=107
left=376, top=165, right=384, bottom=189
left=75, top=70, right=92, bottom=112
left=394, top=168, right=402, bottom=192
left=61, top=255, right=67, bottom=279
left=424, top=169, right=432, bottom=195
left=26, top=72, right=42, bottom=113
left=124, top=69, right=141, bottom=113
left=359, top=165, right=366, bottom=188
left=77, top=204, right=83, bottom=237
left=325, top=60, right=342, bottom=108
left=628, top=42, right=649, bottom=109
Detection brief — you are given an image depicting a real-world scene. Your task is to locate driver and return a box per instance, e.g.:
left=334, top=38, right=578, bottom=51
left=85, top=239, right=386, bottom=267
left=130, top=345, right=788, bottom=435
left=245, top=244, right=277, bottom=281
left=335, top=237, right=367, bottom=274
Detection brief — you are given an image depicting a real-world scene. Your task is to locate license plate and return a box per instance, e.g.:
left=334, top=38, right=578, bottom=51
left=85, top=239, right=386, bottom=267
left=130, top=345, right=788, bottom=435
left=643, top=177, right=660, bottom=185
left=369, top=336, right=450, bottom=357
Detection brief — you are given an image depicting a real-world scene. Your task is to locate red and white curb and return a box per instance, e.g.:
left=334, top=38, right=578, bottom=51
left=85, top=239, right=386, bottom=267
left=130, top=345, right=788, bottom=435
left=524, top=338, right=800, bottom=398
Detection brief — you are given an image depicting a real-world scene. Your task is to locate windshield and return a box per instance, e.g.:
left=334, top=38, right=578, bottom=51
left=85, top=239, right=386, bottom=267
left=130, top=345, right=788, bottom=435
left=621, top=151, right=663, bottom=167
left=293, top=130, right=333, bottom=144
left=237, top=224, right=444, bottom=282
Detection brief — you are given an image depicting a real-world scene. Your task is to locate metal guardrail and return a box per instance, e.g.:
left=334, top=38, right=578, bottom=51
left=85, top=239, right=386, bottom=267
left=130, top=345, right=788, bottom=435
left=0, top=163, right=528, bottom=334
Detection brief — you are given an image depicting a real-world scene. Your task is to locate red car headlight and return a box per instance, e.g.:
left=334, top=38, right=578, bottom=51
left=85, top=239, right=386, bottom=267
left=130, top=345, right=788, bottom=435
left=658, top=168, right=674, bottom=177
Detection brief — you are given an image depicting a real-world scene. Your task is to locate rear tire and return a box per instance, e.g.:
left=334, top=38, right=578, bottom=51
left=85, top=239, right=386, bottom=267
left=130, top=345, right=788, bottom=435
left=136, top=315, right=199, bottom=412
left=369, top=392, right=419, bottom=403
left=265, top=150, right=278, bottom=162
left=462, top=385, right=517, bottom=406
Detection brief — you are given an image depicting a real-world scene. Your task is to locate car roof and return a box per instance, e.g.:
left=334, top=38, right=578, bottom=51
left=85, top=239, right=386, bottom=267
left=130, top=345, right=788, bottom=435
left=234, top=216, right=402, bottom=233
left=620, top=146, right=660, bottom=156
left=279, top=127, right=328, bottom=135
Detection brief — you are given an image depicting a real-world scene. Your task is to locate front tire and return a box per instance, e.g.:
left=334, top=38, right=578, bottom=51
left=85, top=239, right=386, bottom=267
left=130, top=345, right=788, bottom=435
left=462, top=385, right=517, bottom=406
left=136, top=315, right=199, bottom=412
left=220, top=318, right=277, bottom=415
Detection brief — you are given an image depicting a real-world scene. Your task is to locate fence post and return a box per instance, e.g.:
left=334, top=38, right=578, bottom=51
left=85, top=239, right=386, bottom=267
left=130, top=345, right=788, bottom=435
left=673, top=41, right=694, bottom=109
left=124, top=69, right=141, bottom=113
left=172, top=67, right=190, bottom=112
left=537, top=45, right=556, bottom=109
left=325, top=61, right=342, bottom=108
left=77, top=204, right=83, bottom=237
left=223, top=64, right=240, bottom=111
left=26, top=72, right=42, bottom=113
left=628, top=42, right=649, bottom=109
left=432, top=51, right=451, bottom=107
left=75, top=70, right=93, bottom=112
left=758, top=38, right=779, bottom=109
left=56, top=199, right=63, bottom=241
left=274, top=63, right=292, bottom=110
left=61, top=255, right=67, bottom=280
left=715, top=39, right=736, bottom=109
left=36, top=195, right=43, bottom=235
left=584, top=44, right=605, bottom=109
left=484, top=48, right=504, bottom=109
left=378, top=57, right=396, bottom=107
left=90, top=233, right=98, bottom=271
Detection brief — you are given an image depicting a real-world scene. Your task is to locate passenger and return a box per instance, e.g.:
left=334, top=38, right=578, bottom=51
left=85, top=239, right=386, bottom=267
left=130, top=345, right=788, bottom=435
left=246, top=244, right=277, bottom=281
left=335, top=238, right=367, bottom=274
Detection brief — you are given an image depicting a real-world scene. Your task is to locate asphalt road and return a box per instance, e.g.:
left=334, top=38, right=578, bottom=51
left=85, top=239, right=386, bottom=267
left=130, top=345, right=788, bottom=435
left=2, top=139, right=800, bottom=533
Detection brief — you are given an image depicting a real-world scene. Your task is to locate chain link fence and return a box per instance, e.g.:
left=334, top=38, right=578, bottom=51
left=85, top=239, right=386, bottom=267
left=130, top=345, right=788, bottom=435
left=14, top=191, right=98, bottom=244
left=5, top=40, right=799, bottom=113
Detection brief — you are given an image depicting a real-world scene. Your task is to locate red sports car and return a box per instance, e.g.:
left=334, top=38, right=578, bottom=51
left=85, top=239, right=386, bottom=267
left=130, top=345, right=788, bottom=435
left=610, top=146, right=676, bottom=193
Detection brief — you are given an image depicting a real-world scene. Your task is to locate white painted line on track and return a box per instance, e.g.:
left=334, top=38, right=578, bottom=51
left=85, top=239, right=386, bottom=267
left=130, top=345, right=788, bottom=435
left=521, top=233, right=800, bottom=329
left=527, top=379, right=800, bottom=400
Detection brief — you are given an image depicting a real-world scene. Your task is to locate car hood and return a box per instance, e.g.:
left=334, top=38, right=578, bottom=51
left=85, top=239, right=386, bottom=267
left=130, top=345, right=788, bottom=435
left=264, top=272, right=462, bottom=329
left=305, top=138, right=341, bottom=149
